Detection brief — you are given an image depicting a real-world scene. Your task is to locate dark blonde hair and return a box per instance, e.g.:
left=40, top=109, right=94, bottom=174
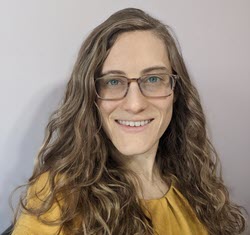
left=14, top=8, right=246, bottom=235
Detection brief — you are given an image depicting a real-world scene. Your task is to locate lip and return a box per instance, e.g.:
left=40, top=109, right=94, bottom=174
left=115, top=119, right=154, bottom=133
left=116, top=119, right=152, bottom=122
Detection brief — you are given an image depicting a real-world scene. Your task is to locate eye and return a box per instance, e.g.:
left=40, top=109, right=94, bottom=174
left=107, top=79, right=120, bottom=86
left=103, top=77, right=127, bottom=88
left=146, top=75, right=161, bottom=83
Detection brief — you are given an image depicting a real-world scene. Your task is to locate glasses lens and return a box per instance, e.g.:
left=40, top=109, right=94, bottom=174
left=95, top=76, right=127, bottom=99
left=140, top=74, right=172, bottom=97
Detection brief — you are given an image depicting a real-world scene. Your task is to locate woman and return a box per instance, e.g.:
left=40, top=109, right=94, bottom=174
left=12, top=8, right=245, bottom=235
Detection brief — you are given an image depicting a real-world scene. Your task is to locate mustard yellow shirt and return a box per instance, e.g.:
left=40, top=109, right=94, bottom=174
left=140, top=184, right=209, bottom=235
left=12, top=173, right=208, bottom=235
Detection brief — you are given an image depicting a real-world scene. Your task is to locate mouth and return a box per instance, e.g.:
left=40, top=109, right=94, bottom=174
left=115, top=119, right=154, bottom=127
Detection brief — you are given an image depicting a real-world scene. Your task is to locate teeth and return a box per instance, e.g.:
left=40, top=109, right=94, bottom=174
left=117, top=120, right=151, bottom=127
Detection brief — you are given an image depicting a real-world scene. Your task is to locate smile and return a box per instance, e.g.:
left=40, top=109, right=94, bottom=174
left=116, top=119, right=153, bottom=127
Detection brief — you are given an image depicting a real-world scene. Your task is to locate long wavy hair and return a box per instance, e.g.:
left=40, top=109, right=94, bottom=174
left=14, top=8, right=246, bottom=235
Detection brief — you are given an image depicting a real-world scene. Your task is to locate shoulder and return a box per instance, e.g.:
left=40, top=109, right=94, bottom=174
left=26, top=171, right=52, bottom=207
left=12, top=172, right=63, bottom=235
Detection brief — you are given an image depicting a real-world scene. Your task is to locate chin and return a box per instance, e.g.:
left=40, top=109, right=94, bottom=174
left=117, top=149, right=144, bottom=157
left=114, top=141, right=157, bottom=157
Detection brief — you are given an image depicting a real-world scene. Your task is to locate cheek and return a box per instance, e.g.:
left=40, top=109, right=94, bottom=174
left=164, top=105, right=173, bottom=129
left=157, top=99, right=174, bottom=132
left=164, top=102, right=173, bottom=120
left=98, top=100, right=115, bottom=117
left=98, top=101, right=118, bottom=131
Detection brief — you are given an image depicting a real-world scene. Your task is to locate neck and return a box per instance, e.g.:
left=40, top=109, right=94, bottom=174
left=125, top=142, right=160, bottom=182
left=123, top=144, right=170, bottom=200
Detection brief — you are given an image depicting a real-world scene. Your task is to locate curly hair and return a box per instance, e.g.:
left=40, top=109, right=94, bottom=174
left=14, top=8, right=246, bottom=235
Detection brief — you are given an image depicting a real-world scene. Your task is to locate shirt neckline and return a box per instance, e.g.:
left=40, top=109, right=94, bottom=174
left=140, top=183, right=174, bottom=202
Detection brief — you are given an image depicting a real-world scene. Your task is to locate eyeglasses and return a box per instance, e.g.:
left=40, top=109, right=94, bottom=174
left=95, top=73, right=179, bottom=100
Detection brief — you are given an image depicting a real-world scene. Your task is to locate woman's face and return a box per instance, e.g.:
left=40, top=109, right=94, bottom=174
left=97, top=30, right=174, bottom=157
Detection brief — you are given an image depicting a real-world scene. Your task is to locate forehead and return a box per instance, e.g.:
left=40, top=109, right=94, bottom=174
left=102, top=30, right=171, bottom=76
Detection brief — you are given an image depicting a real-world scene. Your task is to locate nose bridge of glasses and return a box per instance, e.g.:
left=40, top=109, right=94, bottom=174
left=125, top=77, right=145, bottom=97
left=127, top=77, right=145, bottom=91
left=127, top=77, right=140, bottom=84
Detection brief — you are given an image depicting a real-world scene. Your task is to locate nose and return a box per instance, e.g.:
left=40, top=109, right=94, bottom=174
left=121, top=81, right=148, bottom=114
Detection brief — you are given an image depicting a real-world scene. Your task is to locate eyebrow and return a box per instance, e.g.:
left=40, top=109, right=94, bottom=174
left=101, top=66, right=170, bottom=76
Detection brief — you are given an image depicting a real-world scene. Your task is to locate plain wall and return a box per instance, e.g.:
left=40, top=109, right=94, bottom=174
left=0, top=0, right=249, bottom=233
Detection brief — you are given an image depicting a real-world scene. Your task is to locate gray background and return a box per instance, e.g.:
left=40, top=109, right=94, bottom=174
left=0, top=0, right=249, bottom=233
